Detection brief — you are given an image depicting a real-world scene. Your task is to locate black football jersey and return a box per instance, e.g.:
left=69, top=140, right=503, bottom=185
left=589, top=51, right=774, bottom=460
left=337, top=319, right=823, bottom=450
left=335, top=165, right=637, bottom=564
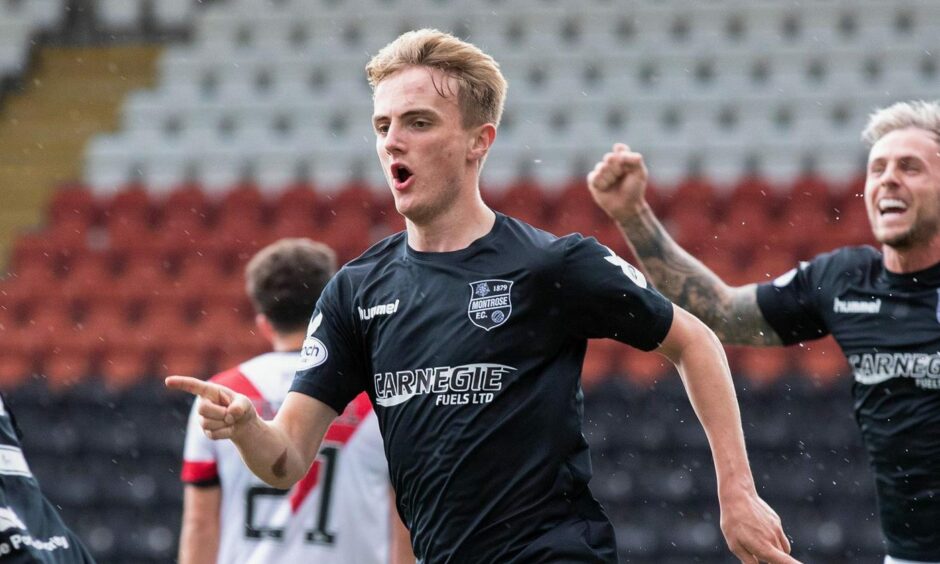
left=758, top=245, right=940, bottom=561
left=0, top=394, right=96, bottom=563
left=292, top=213, right=674, bottom=563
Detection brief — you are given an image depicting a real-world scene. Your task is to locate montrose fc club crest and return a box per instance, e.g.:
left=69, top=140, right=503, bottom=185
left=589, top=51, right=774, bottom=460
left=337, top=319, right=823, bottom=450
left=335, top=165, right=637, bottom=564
left=468, top=279, right=513, bottom=331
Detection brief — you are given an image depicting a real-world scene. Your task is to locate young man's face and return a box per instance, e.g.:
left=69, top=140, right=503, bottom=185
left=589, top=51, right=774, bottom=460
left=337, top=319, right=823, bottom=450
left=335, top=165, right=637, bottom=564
left=864, top=126, right=940, bottom=249
left=372, top=65, right=477, bottom=223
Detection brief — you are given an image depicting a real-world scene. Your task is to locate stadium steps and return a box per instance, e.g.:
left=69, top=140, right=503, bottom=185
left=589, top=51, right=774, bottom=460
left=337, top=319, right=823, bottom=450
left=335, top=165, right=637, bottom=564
left=0, top=45, right=161, bottom=268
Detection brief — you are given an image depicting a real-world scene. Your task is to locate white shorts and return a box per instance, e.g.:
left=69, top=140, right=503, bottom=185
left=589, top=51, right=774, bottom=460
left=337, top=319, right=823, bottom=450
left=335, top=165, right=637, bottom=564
left=885, top=557, right=940, bottom=564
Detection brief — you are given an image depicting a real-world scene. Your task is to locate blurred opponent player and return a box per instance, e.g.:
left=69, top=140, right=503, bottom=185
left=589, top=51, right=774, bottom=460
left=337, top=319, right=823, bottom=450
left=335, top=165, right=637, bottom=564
left=0, top=392, right=96, bottom=563
left=178, top=238, right=413, bottom=564
left=168, top=30, right=796, bottom=563
left=588, top=100, right=940, bottom=564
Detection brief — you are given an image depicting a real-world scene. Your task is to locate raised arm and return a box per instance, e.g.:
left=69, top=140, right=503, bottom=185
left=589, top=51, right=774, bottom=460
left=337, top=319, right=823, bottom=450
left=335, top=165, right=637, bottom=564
left=658, top=305, right=798, bottom=564
left=166, top=376, right=337, bottom=489
left=587, top=143, right=783, bottom=346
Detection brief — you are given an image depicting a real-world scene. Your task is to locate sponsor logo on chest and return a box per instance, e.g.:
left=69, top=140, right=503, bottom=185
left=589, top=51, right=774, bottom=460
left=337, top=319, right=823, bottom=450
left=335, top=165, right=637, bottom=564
left=849, top=352, right=940, bottom=390
left=468, top=279, right=513, bottom=330
left=374, top=363, right=514, bottom=407
left=833, top=297, right=882, bottom=314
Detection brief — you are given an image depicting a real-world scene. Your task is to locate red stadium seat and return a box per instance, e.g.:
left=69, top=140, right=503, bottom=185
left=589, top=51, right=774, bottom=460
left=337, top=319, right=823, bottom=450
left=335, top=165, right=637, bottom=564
left=582, top=338, right=618, bottom=389
left=551, top=179, right=609, bottom=236
left=786, top=174, right=833, bottom=212
left=495, top=178, right=549, bottom=228
left=99, top=349, right=152, bottom=389
left=103, top=183, right=152, bottom=224
left=727, top=175, right=780, bottom=216
left=0, top=350, right=33, bottom=390
left=772, top=204, right=834, bottom=257
left=668, top=176, right=717, bottom=212
left=158, top=347, right=211, bottom=379
left=60, top=252, right=115, bottom=309
left=666, top=203, right=720, bottom=253
left=161, top=182, right=211, bottom=223
left=41, top=350, right=92, bottom=389
left=742, top=248, right=799, bottom=285
left=273, top=182, right=319, bottom=224
left=321, top=182, right=377, bottom=226
left=48, top=183, right=97, bottom=227
left=78, top=305, right=130, bottom=353
left=622, top=349, right=670, bottom=386
left=718, top=201, right=773, bottom=256
left=218, top=182, right=266, bottom=224
left=734, top=347, right=791, bottom=387
left=794, top=337, right=848, bottom=388
left=321, top=213, right=373, bottom=264
left=271, top=214, right=317, bottom=240
left=823, top=205, right=875, bottom=251
left=23, top=304, right=73, bottom=351
left=105, top=213, right=156, bottom=257
left=373, top=191, right=405, bottom=238
left=2, top=260, right=61, bottom=308
left=114, top=258, right=174, bottom=306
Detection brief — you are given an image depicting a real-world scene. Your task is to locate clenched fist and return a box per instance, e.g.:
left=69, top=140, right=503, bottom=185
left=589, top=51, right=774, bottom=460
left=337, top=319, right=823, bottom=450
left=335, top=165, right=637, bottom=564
left=586, top=143, right=650, bottom=222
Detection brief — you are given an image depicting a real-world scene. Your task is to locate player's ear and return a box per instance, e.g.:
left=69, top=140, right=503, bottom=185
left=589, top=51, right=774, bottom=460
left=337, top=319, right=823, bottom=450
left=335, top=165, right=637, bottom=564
left=468, top=123, right=496, bottom=162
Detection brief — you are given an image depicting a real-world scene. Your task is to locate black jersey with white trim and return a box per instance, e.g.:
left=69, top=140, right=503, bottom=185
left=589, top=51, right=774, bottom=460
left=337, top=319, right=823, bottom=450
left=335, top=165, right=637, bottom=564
left=0, top=394, right=96, bottom=563
left=756, top=245, right=940, bottom=561
left=292, top=212, right=674, bottom=563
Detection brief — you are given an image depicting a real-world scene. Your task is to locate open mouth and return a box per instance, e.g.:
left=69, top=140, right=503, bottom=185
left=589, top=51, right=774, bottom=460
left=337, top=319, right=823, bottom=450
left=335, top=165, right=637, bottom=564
left=878, top=198, right=908, bottom=216
left=391, top=163, right=413, bottom=186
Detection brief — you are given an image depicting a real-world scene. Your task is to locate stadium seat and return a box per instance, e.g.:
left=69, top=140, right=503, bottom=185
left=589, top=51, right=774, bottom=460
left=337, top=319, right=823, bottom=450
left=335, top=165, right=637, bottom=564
left=735, top=347, right=792, bottom=387
left=99, top=349, right=152, bottom=389
left=621, top=349, right=670, bottom=386
left=0, top=350, right=33, bottom=390
left=582, top=338, right=619, bottom=389
left=41, top=350, right=92, bottom=390
left=60, top=252, right=115, bottom=309
left=48, top=184, right=97, bottom=227
left=795, top=337, right=848, bottom=386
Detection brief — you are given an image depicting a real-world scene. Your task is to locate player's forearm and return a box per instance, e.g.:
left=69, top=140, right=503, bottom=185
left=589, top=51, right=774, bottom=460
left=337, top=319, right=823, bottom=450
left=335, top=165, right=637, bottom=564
left=615, top=204, right=781, bottom=346
left=615, top=204, right=734, bottom=319
left=178, top=514, right=219, bottom=563
left=673, top=328, right=756, bottom=493
left=232, top=417, right=309, bottom=489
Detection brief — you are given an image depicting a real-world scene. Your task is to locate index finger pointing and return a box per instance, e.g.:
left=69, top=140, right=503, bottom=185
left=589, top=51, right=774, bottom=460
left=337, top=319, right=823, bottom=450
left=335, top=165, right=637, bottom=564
left=165, top=375, right=215, bottom=399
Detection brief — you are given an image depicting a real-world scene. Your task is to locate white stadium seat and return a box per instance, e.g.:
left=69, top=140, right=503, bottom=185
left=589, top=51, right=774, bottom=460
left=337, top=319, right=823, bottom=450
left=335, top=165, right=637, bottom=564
left=83, top=0, right=940, bottom=193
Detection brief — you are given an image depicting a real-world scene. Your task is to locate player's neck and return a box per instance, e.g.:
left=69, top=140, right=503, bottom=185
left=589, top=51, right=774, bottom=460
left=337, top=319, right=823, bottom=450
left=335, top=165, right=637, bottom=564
left=882, top=236, right=940, bottom=273
left=406, top=195, right=495, bottom=253
left=271, top=332, right=305, bottom=352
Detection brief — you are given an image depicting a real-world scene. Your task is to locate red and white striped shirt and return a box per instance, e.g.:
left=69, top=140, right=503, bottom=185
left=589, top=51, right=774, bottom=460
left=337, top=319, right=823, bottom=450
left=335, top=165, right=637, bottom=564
left=181, top=352, right=391, bottom=564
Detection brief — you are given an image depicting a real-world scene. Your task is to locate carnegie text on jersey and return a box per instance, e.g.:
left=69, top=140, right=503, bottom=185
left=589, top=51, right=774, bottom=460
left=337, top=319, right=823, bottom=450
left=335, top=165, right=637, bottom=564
left=374, top=363, right=515, bottom=407
left=848, top=352, right=940, bottom=388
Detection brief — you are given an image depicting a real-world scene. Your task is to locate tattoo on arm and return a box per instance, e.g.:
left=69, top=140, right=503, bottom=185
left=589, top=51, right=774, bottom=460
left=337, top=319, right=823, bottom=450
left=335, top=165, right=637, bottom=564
left=617, top=209, right=783, bottom=347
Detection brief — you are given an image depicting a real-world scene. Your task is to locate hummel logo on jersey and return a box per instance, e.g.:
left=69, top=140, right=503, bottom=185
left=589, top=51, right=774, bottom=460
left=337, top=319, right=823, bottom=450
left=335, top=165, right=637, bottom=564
left=0, top=507, right=25, bottom=532
left=468, top=280, right=513, bottom=331
left=359, top=299, right=400, bottom=320
left=833, top=297, right=882, bottom=314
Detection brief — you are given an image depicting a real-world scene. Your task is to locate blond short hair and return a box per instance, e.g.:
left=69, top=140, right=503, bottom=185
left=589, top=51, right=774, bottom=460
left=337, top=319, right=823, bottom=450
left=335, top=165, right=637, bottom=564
left=366, top=28, right=507, bottom=128
left=861, top=100, right=940, bottom=147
